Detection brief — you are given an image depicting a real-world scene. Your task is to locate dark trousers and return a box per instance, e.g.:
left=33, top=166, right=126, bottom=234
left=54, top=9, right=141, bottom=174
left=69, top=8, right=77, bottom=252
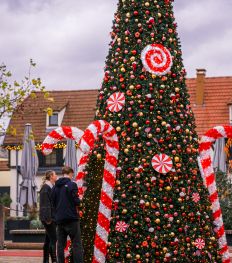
left=43, top=222, right=57, bottom=263
left=57, top=220, right=83, bottom=263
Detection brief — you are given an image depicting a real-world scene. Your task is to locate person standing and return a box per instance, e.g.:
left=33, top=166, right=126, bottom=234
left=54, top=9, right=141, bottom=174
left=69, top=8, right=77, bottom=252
left=51, top=166, right=83, bottom=263
left=39, top=170, right=58, bottom=263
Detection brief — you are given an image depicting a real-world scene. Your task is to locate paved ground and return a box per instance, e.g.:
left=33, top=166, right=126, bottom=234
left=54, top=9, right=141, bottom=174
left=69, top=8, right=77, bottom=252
left=0, top=249, right=231, bottom=262
left=0, top=257, right=42, bottom=263
left=0, top=250, right=42, bottom=263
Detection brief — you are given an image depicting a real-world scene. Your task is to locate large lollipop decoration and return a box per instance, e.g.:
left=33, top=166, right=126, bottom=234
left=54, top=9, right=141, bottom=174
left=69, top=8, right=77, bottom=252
left=107, top=92, right=125, bottom=112
left=141, top=43, right=173, bottom=76
left=152, top=153, right=173, bottom=174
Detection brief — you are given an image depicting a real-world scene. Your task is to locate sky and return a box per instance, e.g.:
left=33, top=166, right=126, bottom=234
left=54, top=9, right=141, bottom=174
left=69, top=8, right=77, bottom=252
left=0, top=0, right=231, bottom=91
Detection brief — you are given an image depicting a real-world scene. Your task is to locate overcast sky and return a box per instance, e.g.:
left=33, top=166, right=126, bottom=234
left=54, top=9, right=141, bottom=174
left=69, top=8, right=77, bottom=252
left=0, top=0, right=231, bottom=90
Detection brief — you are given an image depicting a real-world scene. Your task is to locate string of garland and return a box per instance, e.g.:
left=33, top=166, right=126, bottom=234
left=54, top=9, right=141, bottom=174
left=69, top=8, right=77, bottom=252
left=3, top=143, right=80, bottom=151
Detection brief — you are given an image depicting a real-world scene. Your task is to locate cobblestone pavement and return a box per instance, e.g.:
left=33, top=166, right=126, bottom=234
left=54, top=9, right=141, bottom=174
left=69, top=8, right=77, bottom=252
left=0, top=257, right=42, bottom=263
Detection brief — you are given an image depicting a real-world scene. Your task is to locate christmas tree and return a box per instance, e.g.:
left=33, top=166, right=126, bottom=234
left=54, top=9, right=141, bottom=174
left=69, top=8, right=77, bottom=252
left=81, top=0, right=225, bottom=262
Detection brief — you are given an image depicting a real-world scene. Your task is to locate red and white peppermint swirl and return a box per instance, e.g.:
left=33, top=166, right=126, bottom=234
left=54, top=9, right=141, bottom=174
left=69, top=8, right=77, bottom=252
left=199, top=125, right=231, bottom=263
left=107, top=92, right=125, bottom=112
left=41, top=126, right=83, bottom=155
left=195, top=238, right=205, bottom=250
left=141, top=44, right=173, bottom=76
left=152, top=153, right=173, bottom=174
left=115, top=221, right=129, bottom=233
left=76, top=120, right=119, bottom=263
left=192, top=193, right=200, bottom=203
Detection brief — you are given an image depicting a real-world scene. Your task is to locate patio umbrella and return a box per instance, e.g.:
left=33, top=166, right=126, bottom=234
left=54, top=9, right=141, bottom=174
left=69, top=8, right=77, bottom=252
left=213, top=138, right=227, bottom=173
left=19, top=123, right=39, bottom=208
left=65, top=139, right=78, bottom=176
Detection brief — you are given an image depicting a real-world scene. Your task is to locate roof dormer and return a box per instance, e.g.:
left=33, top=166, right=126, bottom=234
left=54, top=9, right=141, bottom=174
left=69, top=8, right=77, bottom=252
left=46, top=105, right=66, bottom=130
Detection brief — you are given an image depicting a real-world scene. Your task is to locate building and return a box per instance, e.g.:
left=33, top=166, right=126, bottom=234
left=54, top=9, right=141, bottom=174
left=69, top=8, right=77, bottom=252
left=188, top=69, right=232, bottom=136
left=1, top=70, right=232, bottom=214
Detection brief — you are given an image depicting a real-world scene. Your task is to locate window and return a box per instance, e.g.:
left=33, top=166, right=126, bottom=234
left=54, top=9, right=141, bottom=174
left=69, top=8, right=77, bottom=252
left=37, top=148, right=63, bottom=168
left=45, top=151, right=57, bottom=166
left=49, top=112, right=59, bottom=127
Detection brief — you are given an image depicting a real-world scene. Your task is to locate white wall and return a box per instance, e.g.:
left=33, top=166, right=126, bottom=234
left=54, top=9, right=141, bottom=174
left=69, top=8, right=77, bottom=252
left=6, top=147, right=82, bottom=216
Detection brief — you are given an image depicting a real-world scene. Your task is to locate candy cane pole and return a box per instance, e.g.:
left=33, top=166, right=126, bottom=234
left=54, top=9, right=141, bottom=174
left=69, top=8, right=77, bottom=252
left=42, top=126, right=84, bottom=155
left=77, top=120, right=119, bottom=263
left=199, top=125, right=232, bottom=263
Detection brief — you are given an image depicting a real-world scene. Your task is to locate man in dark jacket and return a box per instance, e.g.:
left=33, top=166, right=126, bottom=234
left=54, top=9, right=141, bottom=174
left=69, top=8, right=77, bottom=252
left=51, top=166, right=83, bottom=263
left=39, top=170, right=57, bottom=263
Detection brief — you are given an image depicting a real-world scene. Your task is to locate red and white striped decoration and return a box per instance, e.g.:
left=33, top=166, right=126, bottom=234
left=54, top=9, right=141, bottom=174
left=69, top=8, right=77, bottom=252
left=141, top=43, right=173, bottom=76
left=192, top=193, right=200, bottom=203
left=115, top=221, right=129, bottom=233
left=76, top=120, right=119, bottom=263
left=41, top=126, right=84, bottom=155
left=107, top=92, right=125, bottom=112
left=195, top=238, right=205, bottom=250
left=152, top=153, right=173, bottom=174
left=199, top=125, right=232, bottom=263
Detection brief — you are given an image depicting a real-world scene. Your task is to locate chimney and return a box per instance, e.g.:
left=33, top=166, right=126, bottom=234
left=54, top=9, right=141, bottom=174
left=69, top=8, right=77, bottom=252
left=196, top=69, right=206, bottom=105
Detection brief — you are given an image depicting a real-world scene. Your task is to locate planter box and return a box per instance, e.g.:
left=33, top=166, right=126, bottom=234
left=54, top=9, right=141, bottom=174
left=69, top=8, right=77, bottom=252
left=10, top=229, right=45, bottom=243
left=5, top=219, right=30, bottom=240
left=225, top=230, right=232, bottom=246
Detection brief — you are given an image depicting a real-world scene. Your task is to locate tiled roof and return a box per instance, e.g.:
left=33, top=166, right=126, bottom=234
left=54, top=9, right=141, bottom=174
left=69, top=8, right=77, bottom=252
left=4, top=90, right=98, bottom=145
left=0, top=158, right=10, bottom=171
left=187, top=76, right=232, bottom=136
left=3, top=76, right=232, bottom=144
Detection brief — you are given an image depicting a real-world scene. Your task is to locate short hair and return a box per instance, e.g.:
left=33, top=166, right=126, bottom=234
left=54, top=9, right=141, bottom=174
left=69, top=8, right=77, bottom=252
left=62, top=166, right=74, bottom=175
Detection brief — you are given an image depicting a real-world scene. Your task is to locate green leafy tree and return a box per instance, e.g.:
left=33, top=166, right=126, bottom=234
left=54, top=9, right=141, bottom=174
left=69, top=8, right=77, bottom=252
left=0, top=59, right=47, bottom=137
left=81, top=0, right=223, bottom=262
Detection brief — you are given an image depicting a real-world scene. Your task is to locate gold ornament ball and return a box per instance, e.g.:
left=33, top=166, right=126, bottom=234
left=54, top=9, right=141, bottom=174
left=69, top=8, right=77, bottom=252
left=97, top=154, right=102, bottom=159
left=161, top=121, right=167, bottom=126
left=130, top=56, right=135, bottom=62
left=126, top=254, right=132, bottom=259
left=148, top=133, right=153, bottom=138
left=166, top=186, right=171, bottom=191
left=122, top=209, right=128, bottom=214
left=129, top=85, right=135, bottom=90
left=116, top=180, right=121, bottom=185
left=163, top=247, right=168, bottom=252
left=174, top=156, right=180, bottom=162
left=124, top=148, right=129, bottom=154
left=134, top=220, right=139, bottom=225
left=116, top=126, right=121, bottom=132
left=145, top=2, right=150, bottom=7
left=134, top=167, right=139, bottom=172
left=121, top=67, right=126, bottom=73
left=136, top=255, right=141, bottom=259
left=139, top=112, right=143, bottom=117
left=175, top=87, right=180, bottom=92
left=158, top=12, right=162, bottom=18
left=126, top=12, right=130, bottom=18
left=132, top=122, right=138, bottom=128
left=170, top=232, right=175, bottom=237
left=155, top=219, right=160, bottom=224
left=145, top=202, right=150, bottom=207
